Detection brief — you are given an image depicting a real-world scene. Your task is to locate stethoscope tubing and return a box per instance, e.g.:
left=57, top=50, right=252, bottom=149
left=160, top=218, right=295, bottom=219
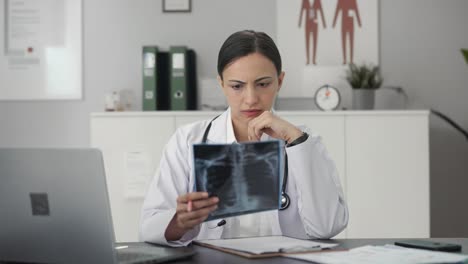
left=201, top=115, right=290, bottom=211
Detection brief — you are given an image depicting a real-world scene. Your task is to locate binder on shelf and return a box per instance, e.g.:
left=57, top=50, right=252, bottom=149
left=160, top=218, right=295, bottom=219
left=169, top=46, right=197, bottom=110
left=142, top=46, right=169, bottom=111
left=142, top=46, right=157, bottom=111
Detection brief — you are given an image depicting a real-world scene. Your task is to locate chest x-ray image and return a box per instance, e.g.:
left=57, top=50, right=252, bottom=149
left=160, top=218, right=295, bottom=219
left=193, top=141, right=283, bottom=221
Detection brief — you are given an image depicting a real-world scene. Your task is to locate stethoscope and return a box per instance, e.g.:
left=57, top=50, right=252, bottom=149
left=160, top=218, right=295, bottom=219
left=201, top=116, right=290, bottom=212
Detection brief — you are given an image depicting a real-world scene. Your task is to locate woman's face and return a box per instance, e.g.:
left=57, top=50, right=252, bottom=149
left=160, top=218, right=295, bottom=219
left=218, top=52, right=285, bottom=126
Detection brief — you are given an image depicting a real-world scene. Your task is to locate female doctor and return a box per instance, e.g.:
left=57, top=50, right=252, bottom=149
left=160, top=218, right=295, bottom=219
left=140, top=30, right=348, bottom=246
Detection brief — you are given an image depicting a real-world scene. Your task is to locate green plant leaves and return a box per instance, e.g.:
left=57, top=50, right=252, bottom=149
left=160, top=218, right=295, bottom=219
left=346, top=63, right=383, bottom=89
left=462, top=49, right=468, bottom=64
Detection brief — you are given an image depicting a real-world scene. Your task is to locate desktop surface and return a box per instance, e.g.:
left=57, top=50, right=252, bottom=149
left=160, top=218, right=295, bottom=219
left=2, top=238, right=466, bottom=264
left=174, top=238, right=468, bottom=264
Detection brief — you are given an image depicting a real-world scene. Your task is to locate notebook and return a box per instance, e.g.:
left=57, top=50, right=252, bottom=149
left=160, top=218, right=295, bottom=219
left=0, top=148, right=195, bottom=264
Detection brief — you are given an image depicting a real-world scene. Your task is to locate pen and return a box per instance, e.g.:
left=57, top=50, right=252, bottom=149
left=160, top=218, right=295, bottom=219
left=279, top=245, right=321, bottom=253
left=115, top=245, right=129, bottom=250
left=187, top=200, right=193, bottom=212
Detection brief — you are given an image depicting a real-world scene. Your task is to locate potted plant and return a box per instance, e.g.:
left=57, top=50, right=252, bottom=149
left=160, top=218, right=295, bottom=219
left=462, top=49, right=468, bottom=64
left=346, top=63, right=383, bottom=110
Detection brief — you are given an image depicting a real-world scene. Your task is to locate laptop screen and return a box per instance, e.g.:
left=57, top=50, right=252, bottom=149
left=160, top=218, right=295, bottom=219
left=0, top=148, right=118, bottom=263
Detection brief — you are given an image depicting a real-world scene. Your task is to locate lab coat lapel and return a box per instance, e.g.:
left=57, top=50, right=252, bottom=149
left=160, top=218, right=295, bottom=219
left=206, top=109, right=230, bottom=144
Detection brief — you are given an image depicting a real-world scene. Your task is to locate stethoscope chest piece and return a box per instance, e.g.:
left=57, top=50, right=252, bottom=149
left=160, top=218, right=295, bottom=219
left=280, top=192, right=290, bottom=210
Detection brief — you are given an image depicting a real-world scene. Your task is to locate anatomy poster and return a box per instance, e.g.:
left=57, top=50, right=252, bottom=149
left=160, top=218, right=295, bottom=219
left=277, top=0, right=379, bottom=97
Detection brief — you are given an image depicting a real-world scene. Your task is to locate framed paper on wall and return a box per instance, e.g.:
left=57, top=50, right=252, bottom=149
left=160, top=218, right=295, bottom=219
left=0, top=0, right=82, bottom=100
left=163, top=0, right=191, bottom=13
left=276, top=0, right=379, bottom=98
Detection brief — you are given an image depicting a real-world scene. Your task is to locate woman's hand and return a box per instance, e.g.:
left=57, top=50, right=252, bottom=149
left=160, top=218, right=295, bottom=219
left=165, top=192, right=219, bottom=241
left=247, top=111, right=303, bottom=144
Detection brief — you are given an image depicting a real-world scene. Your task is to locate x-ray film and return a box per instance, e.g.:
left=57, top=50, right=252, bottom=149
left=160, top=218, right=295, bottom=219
left=193, top=140, right=283, bottom=221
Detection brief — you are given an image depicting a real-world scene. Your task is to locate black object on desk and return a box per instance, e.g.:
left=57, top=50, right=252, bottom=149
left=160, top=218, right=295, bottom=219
left=395, top=239, right=462, bottom=252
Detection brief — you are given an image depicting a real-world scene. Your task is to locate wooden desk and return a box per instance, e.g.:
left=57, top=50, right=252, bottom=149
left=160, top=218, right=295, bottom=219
left=174, top=238, right=468, bottom=264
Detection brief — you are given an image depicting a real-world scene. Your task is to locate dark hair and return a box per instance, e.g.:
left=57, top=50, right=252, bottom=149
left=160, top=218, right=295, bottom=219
left=217, top=30, right=282, bottom=79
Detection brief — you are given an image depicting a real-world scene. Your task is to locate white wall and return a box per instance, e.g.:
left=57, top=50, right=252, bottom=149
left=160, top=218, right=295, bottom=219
left=0, top=0, right=276, bottom=147
left=1, top=0, right=468, bottom=237
left=380, top=0, right=468, bottom=237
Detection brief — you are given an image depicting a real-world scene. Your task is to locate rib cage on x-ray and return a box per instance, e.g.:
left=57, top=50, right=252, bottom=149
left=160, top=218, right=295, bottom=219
left=194, top=141, right=281, bottom=221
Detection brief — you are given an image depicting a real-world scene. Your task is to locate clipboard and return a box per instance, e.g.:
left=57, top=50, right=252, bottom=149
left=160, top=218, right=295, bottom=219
left=193, top=236, right=347, bottom=259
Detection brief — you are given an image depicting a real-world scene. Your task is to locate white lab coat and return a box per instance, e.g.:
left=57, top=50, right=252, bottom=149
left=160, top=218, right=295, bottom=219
left=140, top=109, right=348, bottom=246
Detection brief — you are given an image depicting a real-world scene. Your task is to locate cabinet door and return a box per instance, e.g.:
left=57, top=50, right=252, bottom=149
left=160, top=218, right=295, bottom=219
left=345, top=114, right=429, bottom=238
left=90, top=116, right=175, bottom=242
left=279, top=113, right=347, bottom=238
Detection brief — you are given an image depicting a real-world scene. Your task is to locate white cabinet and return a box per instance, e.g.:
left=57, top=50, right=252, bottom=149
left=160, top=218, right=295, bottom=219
left=345, top=113, right=430, bottom=238
left=91, top=113, right=175, bottom=242
left=90, top=110, right=429, bottom=242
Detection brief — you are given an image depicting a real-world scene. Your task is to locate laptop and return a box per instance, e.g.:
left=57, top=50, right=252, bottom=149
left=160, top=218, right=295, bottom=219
left=0, top=148, right=195, bottom=264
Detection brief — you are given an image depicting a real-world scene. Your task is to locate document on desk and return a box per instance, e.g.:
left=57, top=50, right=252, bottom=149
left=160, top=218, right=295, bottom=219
left=193, top=141, right=283, bottom=221
left=286, top=244, right=468, bottom=264
left=195, top=235, right=338, bottom=255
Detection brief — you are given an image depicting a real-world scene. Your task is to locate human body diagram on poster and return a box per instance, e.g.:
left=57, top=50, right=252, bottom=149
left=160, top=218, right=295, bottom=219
left=298, top=0, right=362, bottom=65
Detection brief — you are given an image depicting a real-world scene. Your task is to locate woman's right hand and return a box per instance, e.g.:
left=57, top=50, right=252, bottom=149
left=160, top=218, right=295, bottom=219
left=165, top=192, right=219, bottom=241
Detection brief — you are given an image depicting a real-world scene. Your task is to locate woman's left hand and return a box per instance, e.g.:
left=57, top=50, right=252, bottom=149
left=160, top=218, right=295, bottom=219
left=247, top=111, right=303, bottom=144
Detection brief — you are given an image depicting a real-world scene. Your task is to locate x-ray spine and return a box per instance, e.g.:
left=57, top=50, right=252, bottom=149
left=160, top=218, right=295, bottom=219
left=193, top=140, right=282, bottom=221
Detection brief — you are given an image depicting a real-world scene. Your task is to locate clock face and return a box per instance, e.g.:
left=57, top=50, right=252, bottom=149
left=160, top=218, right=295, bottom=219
left=314, top=85, right=341, bottom=111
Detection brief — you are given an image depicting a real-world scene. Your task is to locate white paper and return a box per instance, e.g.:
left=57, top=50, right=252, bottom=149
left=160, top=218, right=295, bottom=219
left=124, top=151, right=152, bottom=198
left=6, top=0, right=64, bottom=57
left=143, top=52, right=155, bottom=69
left=1, top=0, right=82, bottom=100
left=286, top=245, right=468, bottom=264
left=172, top=53, right=185, bottom=69
left=277, top=0, right=379, bottom=97
left=196, top=236, right=337, bottom=254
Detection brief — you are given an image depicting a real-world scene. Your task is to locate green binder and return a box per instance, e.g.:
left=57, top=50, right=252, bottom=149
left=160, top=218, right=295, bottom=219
left=169, top=46, right=197, bottom=110
left=169, top=46, right=188, bottom=110
left=142, top=46, right=158, bottom=111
